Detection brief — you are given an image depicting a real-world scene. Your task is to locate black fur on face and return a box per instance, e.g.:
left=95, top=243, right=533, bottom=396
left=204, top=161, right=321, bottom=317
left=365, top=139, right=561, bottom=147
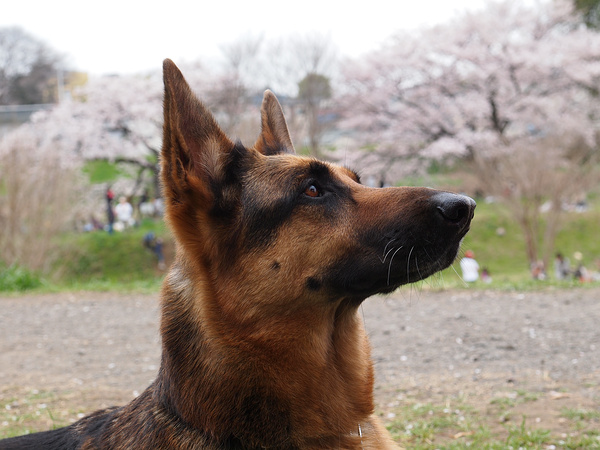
left=212, top=150, right=355, bottom=252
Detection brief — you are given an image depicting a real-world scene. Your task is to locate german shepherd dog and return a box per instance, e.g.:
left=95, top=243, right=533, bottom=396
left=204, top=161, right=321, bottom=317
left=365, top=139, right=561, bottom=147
left=1, top=60, right=475, bottom=449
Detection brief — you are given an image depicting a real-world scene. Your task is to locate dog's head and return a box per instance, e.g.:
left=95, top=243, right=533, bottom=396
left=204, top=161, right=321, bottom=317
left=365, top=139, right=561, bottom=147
left=161, top=59, right=475, bottom=306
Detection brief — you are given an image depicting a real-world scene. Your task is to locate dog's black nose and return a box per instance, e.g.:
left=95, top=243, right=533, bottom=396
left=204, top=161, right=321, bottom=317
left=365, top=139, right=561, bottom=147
left=433, top=192, right=476, bottom=230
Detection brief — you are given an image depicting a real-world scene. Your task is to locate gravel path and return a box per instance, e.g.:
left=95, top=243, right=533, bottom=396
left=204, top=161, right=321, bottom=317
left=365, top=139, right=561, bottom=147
left=1, top=287, right=599, bottom=401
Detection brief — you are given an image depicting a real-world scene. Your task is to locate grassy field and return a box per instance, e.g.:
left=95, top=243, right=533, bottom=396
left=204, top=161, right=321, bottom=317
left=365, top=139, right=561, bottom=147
left=2, top=384, right=599, bottom=448
left=0, top=219, right=169, bottom=293
left=430, top=199, right=600, bottom=290
left=384, top=390, right=600, bottom=449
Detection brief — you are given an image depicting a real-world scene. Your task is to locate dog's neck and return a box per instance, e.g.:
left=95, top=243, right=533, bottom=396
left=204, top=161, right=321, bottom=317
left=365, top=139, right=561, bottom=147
left=155, top=261, right=375, bottom=448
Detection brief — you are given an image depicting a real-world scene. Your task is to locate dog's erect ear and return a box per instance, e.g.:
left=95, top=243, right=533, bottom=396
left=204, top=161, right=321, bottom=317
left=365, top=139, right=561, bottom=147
left=161, top=59, right=234, bottom=204
left=254, top=90, right=295, bottom=155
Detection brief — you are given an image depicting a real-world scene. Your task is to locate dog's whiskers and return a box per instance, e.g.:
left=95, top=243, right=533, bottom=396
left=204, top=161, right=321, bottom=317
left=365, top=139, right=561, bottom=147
left=422, top=246, right=434, bottom=265
left=406, top=246, right=415, bottom=284
left=451, top=263, right=469, bottom=287
left=380, top=239, right=396, bottom=263
left=386, top=246, right=403, bottom=285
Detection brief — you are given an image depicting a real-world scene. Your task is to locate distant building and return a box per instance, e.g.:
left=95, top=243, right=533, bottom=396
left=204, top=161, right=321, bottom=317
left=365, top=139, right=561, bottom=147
left=0, top=70, right=87, bottom=139
left=0, top=104, right=53, bottom=138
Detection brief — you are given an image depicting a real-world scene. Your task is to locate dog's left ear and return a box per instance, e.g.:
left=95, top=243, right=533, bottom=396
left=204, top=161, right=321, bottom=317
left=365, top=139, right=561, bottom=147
left=254, top=90, right=295, bottom=155
left=161, top=59, right=234, bottom=206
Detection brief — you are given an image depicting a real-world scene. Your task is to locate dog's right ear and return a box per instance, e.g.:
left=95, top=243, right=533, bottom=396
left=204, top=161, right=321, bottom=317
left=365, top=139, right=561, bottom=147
left=254, top=90, right=295, bottom=155
left=161, top=59, right=234, bottom=205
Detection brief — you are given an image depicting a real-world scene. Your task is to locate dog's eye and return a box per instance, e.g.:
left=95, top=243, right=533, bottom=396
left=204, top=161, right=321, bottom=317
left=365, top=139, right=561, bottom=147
left=304, top=185, right=321, bottom=198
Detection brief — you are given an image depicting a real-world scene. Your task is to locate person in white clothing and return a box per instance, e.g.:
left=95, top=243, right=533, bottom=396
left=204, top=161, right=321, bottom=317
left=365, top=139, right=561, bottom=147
left=460, top=250, right=480, bottom=282
left=114, top=196, right=135, bottom=229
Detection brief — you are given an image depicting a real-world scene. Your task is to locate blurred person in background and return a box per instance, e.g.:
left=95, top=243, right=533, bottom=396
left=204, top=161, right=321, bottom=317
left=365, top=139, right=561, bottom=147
left=460, top=250, right=479, bottom=283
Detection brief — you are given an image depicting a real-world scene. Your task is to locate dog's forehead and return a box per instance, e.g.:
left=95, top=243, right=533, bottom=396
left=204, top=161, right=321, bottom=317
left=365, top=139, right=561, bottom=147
left=256, top=153, right=359, bottom=183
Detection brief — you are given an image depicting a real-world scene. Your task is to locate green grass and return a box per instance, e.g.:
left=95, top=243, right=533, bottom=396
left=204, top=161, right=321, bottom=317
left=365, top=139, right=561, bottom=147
left=81, top=159, right=147, bottom=185
left=561, top=407, right=600, bottom=422
left=82, top=160, right=127, bottom=184
left=0, top=218, right=169, bottom=293
left=52, top=277, right=164, bottom=294
left=0, top=264, right=44, bottom=292
left=387, top=402, right=488, bottom=448
left=0, top=390, right=72, bottom=438
left=505, top=418, right=552, bottom=448
left=53, top=218, right=169, bottom=284
left=385, top=392, right=600, bottom=449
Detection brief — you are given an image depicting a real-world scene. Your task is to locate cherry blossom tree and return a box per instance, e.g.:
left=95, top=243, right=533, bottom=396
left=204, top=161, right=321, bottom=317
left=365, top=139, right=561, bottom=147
left=28, top=33, right=338, bottom=198
left=339, top=0, right=600, bottom=267
left=28, top=62, right=214, bottom=196
left=15, top=32, right=340, bottom=202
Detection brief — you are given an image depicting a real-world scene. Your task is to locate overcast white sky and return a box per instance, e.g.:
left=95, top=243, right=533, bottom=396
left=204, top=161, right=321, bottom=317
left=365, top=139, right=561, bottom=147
left=2, top=0, right=488, bottom=75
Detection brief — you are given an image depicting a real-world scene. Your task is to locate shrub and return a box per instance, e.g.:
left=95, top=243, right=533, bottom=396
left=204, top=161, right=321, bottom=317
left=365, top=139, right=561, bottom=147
left=0, top=263, right=43, bottom=291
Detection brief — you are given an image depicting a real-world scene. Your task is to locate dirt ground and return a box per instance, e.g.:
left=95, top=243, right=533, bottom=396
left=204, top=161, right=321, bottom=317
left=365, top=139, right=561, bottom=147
left=1, top=287, right=599, bottom=441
